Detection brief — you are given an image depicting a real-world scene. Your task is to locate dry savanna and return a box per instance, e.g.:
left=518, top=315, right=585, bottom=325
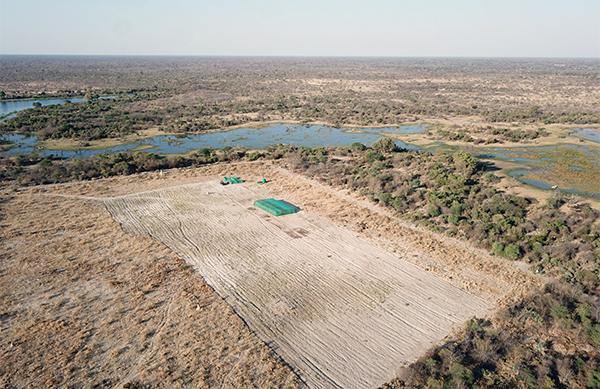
left=1, top=161, right=540, bottom=388
left=0, top=55, right=598, bottom=389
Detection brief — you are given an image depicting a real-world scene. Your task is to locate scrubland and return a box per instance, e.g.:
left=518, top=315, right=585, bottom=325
left=1, top=57, right=599, bottom=143
left=1, top=56, right=599, bottom=388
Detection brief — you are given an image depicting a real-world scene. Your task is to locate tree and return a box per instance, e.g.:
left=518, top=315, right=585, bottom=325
left=503, top=244, right=521, bottom=260
left=452, top=150, right=478, bottom=177
left=373, top=137, right=397, bottom=153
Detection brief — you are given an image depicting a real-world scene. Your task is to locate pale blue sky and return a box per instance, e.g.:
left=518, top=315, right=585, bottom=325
left=1, top=0, right=598, bottom=57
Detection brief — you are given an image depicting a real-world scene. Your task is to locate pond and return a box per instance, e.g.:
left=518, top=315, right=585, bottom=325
left=572, top=128, right=600, bottom=143
left=0, top=95, right=115, bottom=120
left=478, top=144, right=600, bottom=199
left=0, top=123, right=423, bottom=159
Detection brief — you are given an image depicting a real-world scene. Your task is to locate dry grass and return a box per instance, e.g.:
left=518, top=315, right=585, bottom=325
left=1, top=160, right=543, bottom=388
left=0, top=191, right=298, bottom=388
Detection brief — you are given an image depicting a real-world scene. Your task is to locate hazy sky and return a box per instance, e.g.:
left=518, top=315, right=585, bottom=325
left=1, top=0, right=599, bottom=57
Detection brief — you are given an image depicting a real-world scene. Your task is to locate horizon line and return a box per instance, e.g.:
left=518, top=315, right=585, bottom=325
left=1, top=53, right=599, bottom=60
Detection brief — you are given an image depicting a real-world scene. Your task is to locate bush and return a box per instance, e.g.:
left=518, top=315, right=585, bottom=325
left=393, top=282, right=600, bottom=389
left=546, top=193, right=566, bottom=209
left=492, top=242, right=505, bottom=256
left=372, top=137, right=397, bottom=153
left=503, top=244, right=521, bottom=260
left=589, top=371, right=600, bottom=389
left=366, top=150, right=385, bottom=162
left=452, top=150, right=478, bottom=177
left=247, top=151, right=263, bottom=161
left=351, top=142, right=367, bottom=151
left=448, top=214, right=460, bottom=224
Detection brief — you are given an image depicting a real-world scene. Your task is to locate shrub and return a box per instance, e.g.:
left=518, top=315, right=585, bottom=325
left=247, top=151, right=264, bottom=161
left=428, top=204, right=442, bottom=217
left=452, top=150, right=478, bottom=177
left=492, top=242, right=505, bottom=256
left=503, top=244, right=521, bottom=260
left=366, top=150, right=385, bottom=162
left=589, top=325, right=600, bottom=345
left=589, top=371, right=600, bottom=389
left=546, top=193, right=566, bottom=209
left=351, top=142, right=367, bottom=151
left=450, top=200, right=463, bottom=216
left=372, top=137, right=397, bottom=153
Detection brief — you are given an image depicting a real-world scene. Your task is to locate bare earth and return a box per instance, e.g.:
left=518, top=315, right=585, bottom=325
left=1, top=161, right=540, bottom=388
left=102, top=178, right=490, bottom=389
left=0, top=190, right=298, bottom=388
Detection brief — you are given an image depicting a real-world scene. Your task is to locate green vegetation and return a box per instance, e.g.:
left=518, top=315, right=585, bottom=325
left=285, top=145, right=598, bottom=288
left=372, top=137, right=398, bottom=153
left=436, top=126, right=550, bottom=144
left=0, top=145, right=296, bottom=186
left=485, top=106, right=600, bottom=125
left=0, top=95, right=163, bottom=141
left=1, top=149, right=228, bottom=185
left=385, top=283, right=599, bottom=388
left=504, top=146, right=600, bottom=196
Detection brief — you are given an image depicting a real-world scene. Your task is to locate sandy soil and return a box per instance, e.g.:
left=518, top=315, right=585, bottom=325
left=101, top=178, right=490, bottom=389
left=4, top=160, right=542, bottom=388
left=0, top=191, right=298, bottom=388
left=36, top=160, right=541, bottom=301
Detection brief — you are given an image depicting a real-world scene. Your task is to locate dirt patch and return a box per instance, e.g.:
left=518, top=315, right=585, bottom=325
left=51, top=161, right=540, bottom=303
left=102, top=180, right=491, bottom=389
left=0, top=192, right=298, bottom=388
left=15, top=160, right=542, bottom=388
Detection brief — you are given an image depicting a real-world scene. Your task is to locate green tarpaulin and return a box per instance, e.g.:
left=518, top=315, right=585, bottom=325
left=254, top=198, right=300, bottom=216
left=222, top=176, right=244, bottom=184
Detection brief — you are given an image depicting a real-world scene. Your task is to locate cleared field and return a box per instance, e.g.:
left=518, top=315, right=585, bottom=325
left=0, top=191, right=298, bottom=388
left=104, top=179, right=491, bottom=389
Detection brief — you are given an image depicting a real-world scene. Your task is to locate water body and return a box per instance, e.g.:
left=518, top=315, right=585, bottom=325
left=0, top=95, right=115, bottom=120
left=507, top=168, right=599, bottom=199
left=478, top=144, right=600, bottom=198
left=572, top=128, right=600, bottom=143
left=376, top=125, right=427, bottom=135
left=0, top=97, right=85, bottom=120
left=507, top=169, right=554, bottom=190
left=1, top=122, right=598, bottom=199
left=0, top=123, right=423, bottom=159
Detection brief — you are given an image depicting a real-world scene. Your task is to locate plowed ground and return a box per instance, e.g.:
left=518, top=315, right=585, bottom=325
left=103, top=178, right=490, bottom=389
